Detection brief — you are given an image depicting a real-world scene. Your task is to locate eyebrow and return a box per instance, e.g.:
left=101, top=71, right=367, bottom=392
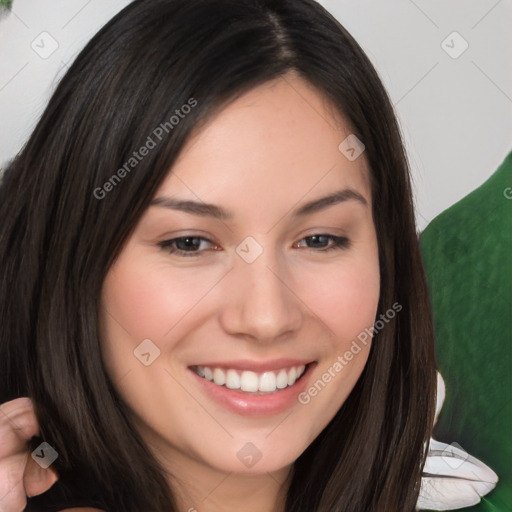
left=149, top=188, right=368, bottom=220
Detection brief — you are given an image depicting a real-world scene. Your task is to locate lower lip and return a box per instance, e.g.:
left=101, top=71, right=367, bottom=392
left=189, top=363, right=317, bottom=417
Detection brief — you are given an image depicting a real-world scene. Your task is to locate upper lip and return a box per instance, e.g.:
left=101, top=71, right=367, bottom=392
left=190, top=358, right=314, bottom=373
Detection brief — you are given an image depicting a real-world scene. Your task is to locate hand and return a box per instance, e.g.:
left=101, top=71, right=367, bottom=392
left=0, top=397, right=59, bottom=512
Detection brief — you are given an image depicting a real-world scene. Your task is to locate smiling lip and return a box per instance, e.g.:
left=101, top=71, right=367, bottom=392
left=188, top=360, right=317, bottom=417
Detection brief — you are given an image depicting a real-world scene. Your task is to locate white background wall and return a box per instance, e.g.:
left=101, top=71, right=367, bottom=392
left=0, top=0, right=511, bottom=231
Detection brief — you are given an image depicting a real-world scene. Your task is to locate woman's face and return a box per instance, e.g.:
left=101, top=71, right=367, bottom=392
left=99, top=74, right=380, bottom=477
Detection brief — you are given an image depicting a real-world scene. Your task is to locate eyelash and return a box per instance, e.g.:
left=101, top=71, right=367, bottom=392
left=158, top=234, right=350, bottom=257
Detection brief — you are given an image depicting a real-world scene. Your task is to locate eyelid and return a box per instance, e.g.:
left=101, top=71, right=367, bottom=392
left=158, top=232, right=350, bottom=257
left=158, top=234, right=219, bottom=253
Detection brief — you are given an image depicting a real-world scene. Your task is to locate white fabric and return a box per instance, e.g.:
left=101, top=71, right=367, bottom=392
left=416, top=372, right=498, bottom=510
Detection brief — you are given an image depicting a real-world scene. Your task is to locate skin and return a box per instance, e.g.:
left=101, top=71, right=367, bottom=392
left=0, top=398, right=58, bottom=512
left=98, top=71, right=380, bottom=512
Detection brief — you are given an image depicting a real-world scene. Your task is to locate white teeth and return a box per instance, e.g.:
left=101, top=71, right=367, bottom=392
left=240, top=371, right=259, bottom=392
left=225, top=369, right=241, bottom=389
left=259, top=371, right=277, bottom=392
left=213, top=368, right=226, bottom=386
left=194, top=364, right=308, bottom=393
left=276, top=369, right=289, bottom=389
left=287, top=367, right=297, bottom=386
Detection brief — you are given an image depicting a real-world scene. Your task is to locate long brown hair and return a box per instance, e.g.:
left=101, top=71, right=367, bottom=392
left=0, top=0, right=437, bottom=510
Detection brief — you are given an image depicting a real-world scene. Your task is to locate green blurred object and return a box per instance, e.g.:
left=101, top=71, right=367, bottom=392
left=0, top=0, right=13, bottom=11
left=420, top=150, right=512, bottom=511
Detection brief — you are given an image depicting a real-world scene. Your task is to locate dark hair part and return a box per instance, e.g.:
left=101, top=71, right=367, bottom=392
left=0, top=0, right=437, bottom=510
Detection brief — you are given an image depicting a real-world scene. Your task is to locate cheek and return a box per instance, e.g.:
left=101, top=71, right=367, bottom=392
left=295, top=277, right=379, bottom=442
left=101, top=257, right=217, bottom=341
left=304, top=254, right=380, bottom=347
left=98, top=257, right=185, bottom=383
left=294, top=249, right=380, bottom=423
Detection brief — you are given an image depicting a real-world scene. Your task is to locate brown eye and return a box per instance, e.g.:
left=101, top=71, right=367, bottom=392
left=158, top=236, right=216, bottom=257
left=295, top=234, right=350, bottom=251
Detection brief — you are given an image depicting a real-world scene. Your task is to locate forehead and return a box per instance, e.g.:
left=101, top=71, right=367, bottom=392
left=154, top=75, right=371, bottom=216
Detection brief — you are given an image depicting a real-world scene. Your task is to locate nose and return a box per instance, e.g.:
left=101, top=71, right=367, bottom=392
left=219, top=247, right=304, bottom=344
